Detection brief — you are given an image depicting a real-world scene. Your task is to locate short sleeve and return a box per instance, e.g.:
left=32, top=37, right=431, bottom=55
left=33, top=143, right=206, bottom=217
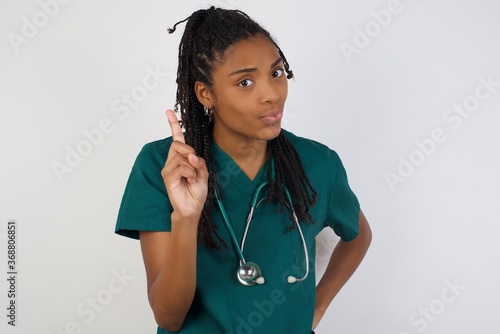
left=115, top=142, right=173, bottom=239
left=325, top=151, right=360, bottom=241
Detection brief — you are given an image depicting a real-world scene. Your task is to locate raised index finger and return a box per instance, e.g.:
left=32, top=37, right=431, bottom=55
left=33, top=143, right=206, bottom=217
left=166, top=109, right=185, bottom=143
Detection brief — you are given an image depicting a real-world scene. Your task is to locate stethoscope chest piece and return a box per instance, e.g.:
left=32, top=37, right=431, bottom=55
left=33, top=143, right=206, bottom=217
left=237, top=261, right=264, bottom=286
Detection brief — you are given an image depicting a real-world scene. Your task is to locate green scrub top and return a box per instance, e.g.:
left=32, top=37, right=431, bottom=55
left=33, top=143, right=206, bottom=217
left=115, top=129, right=360, bottom=334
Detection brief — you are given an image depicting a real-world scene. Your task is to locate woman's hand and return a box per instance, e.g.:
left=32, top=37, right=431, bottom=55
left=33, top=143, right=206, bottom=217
left=161, top=109, right=209, bottom=219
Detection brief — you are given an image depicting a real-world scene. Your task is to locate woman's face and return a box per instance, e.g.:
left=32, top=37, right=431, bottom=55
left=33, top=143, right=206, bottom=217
left=205, top=34, right=289, bottom=144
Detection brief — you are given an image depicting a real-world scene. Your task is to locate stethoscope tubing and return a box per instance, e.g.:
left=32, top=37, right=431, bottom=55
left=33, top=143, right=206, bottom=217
left=214, top=191, right=246, bottom=263
left=213, top=181, right=309, bottom=284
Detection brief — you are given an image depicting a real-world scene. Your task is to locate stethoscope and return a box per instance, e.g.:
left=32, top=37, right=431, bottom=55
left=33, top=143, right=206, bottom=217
left=213, top=160, right=309, bottom=286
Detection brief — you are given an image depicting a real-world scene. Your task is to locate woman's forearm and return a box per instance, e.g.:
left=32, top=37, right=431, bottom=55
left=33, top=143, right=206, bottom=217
left=313, top=210, right=372, bottom=328
left=148, top=212, right=199, bottom=332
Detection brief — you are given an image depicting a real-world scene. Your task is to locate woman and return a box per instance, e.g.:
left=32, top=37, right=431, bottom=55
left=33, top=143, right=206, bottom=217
left=115, top=6, right=372, bottom=334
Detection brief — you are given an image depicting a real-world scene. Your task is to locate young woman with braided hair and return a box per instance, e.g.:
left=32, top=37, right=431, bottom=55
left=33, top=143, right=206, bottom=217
left=116, top=6, right=371, bottom=334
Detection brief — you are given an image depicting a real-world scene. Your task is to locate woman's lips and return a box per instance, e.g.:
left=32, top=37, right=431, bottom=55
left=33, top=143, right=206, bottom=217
left=260, top=111, right=283, bottom=124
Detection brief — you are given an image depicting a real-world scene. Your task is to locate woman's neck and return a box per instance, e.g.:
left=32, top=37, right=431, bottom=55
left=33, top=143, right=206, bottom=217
left=213, top=130, right=269, bottom=181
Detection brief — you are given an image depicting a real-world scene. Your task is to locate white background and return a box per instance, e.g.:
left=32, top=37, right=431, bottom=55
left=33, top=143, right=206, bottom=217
left=1, top=0, right=499, bottom=333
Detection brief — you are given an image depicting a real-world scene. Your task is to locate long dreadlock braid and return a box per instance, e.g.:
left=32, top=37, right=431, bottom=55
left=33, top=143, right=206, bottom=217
left=168, top=7, right=317, bottom=249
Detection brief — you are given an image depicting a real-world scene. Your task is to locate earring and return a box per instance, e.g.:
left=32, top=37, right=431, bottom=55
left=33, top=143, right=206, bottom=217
left=204, top=106, right=213, bottom=120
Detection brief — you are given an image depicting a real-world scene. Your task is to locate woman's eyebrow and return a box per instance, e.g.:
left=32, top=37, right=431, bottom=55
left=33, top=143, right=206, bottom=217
left=228, top=57, right=283, bottom=76
left=270, top=57, right=283, bottom=68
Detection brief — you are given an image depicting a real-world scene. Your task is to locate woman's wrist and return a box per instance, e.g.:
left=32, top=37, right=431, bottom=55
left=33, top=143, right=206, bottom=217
left=171, top=210, right=201, bottom=225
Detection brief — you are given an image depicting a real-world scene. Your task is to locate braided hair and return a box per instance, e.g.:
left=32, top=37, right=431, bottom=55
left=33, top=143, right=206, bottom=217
left=168, top=7, right=317, bottom=250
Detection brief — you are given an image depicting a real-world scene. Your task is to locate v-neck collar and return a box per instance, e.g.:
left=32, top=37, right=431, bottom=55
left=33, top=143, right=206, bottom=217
left=211, top=141, right=268, bottom=200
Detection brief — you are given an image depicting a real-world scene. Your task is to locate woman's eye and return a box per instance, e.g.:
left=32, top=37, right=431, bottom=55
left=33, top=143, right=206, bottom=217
left=238, top=79, right=254, bottom=87
left=273, top=68, right=285, bottom=78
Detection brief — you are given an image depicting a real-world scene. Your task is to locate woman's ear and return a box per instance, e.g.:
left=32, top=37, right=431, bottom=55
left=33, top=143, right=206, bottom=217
left=194, top=81, right=214, bottom=109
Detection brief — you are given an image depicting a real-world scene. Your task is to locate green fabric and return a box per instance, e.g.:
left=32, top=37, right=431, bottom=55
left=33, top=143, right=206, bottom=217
left=115, top=129, right=360, bottom=334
